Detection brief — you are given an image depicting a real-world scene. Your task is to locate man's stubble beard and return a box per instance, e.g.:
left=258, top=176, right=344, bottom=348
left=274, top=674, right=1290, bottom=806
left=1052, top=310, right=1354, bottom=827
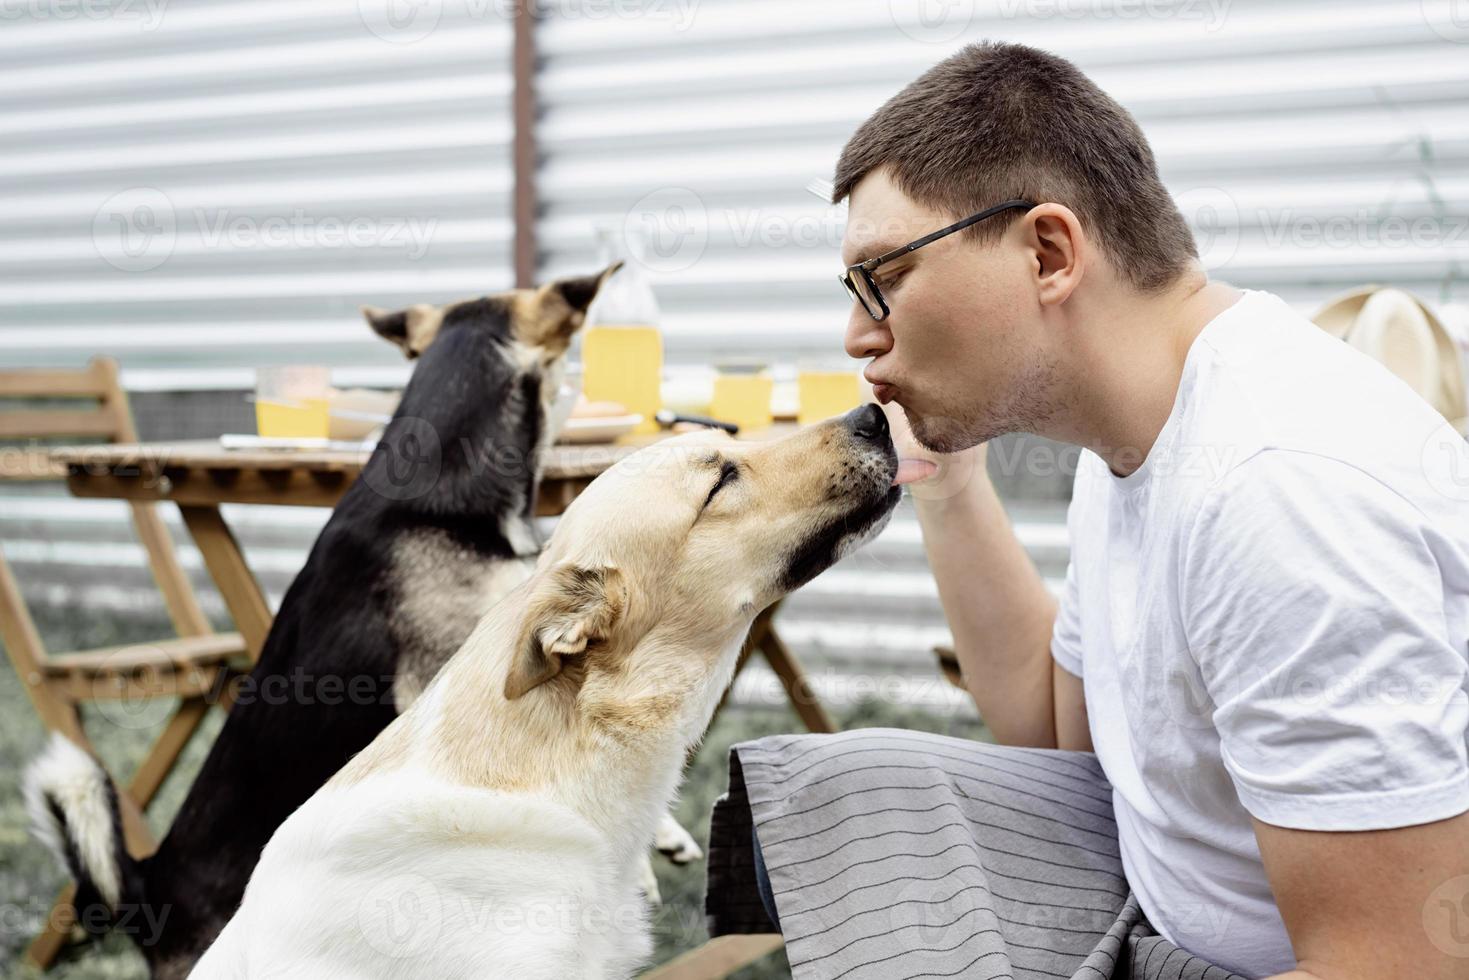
left=906, top=353, right=1067, bottom=454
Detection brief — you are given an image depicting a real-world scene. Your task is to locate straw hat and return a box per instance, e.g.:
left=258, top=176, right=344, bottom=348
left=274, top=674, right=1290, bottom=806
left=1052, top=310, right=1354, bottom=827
left=1310, top=285, right=1467, bottom=425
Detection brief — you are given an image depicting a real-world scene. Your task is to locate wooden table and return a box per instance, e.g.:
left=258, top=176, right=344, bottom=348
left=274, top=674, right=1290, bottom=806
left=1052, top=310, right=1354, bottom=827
left=52, top=440, right=643, bottom=662
left=51, top=437, right=835, bottom=731
left=51, top=437, right=818, bottom=976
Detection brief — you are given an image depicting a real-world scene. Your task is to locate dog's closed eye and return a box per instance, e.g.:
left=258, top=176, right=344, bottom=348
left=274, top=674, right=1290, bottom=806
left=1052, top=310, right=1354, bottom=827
left=701, top=460, right=740, bottom=512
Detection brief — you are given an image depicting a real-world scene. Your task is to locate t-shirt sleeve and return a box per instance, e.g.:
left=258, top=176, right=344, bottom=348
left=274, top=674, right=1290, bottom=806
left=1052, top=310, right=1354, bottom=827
left=1050, top=468, right=1088, bottom=679
left=1182, top=449, right=1469, bottom=831
left=1051, top=556, right=1084, bottom=679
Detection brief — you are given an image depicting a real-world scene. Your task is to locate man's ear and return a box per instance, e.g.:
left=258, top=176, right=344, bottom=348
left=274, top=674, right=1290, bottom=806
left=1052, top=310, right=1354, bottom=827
left=515, top=263, right=623, bottom=350
left=1026, top=204, right=1085, bottom=307
left=360, top=303, right=446, bottom=360
left=504, top=563, right=628, bottom=700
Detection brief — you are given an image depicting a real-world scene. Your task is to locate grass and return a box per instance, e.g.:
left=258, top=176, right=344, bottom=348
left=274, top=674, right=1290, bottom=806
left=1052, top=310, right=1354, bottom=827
left=1, top=607, right=989, bottom=979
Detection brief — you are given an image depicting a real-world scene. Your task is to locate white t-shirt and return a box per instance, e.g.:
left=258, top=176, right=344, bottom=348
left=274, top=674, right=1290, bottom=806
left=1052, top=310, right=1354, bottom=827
left=1050, top=288, right=1469, bottom=978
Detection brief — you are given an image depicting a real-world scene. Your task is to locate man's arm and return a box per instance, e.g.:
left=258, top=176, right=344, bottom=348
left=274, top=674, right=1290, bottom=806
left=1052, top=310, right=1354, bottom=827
left=1255, top=810, right=1469, bottom=980
left=908, top=437, right=1090, bottom=750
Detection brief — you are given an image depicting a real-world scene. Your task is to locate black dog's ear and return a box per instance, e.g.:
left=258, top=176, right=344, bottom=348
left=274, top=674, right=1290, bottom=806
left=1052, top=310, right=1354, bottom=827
left=504, top=562, right=627, bottom=701
left=553, top=262, right=623, bottom=315
left=361, top=305, right=410, bottom=356
left=361, top=304, right=445, bottom=360
left=515, top=263, right=623, bottom=353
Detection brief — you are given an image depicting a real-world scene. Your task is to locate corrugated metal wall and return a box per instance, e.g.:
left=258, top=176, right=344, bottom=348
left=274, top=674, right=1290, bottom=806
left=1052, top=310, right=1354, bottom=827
left=0, top=0, right=513, bottom=391
left=4, top=0, right=1467, bottom=708
left=538, top=0, right=1469, bottom=360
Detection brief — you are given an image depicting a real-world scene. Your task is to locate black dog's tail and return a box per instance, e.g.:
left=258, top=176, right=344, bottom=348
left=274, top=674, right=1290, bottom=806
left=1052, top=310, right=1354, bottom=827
left=23, top=733, right=143, bottom=934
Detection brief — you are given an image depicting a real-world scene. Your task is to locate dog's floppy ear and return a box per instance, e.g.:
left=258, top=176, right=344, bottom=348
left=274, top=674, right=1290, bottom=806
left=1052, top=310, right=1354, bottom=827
left=505, top=562, right=628, bottom=700
left=361, top=303, right=445, bottom=360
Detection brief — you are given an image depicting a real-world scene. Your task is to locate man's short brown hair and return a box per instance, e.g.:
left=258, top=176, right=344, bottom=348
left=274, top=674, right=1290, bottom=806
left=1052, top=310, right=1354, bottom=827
left=833, top=41, right=1196, bottom=292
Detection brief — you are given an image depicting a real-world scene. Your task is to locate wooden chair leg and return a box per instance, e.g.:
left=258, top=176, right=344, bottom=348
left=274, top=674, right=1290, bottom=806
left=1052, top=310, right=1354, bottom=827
left=707, top=607, right=774, bottom=728
left=757, top=626, right=835, bottom=734
left=127, top=695, right=212, bottom=808
left=639, top=934, right=784, bottom=979
left=179, top=505, right=272, bottom=660
left=26, top=883, right=77, bottom=970
left=130, top=501, right=212, bottom=639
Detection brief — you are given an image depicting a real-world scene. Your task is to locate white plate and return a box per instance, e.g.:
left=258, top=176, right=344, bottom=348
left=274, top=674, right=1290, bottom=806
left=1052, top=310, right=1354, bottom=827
left=555, top=414, right=643, bottom=444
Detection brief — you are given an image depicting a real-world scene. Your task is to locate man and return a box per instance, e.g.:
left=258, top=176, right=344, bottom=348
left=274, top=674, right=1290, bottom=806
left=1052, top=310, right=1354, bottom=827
left=705, top=42, right=1469, bottom=980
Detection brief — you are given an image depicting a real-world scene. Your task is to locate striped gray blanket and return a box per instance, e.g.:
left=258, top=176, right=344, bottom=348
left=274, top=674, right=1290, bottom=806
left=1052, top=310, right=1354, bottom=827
left=705, top=728, right=1245, bottom=980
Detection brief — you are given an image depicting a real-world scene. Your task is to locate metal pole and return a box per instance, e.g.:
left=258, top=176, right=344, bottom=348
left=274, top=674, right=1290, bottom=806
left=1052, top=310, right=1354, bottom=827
left=511, top=1, right=538, bottom=289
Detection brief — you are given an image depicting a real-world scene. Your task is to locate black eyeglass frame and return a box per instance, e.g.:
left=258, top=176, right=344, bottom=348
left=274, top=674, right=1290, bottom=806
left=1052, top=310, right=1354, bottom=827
left=839, top=199, right=1037, bottom=321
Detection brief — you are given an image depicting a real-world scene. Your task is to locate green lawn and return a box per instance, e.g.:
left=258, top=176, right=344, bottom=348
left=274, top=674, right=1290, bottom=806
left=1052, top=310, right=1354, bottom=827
left=1, top=608, right=988, bottom=979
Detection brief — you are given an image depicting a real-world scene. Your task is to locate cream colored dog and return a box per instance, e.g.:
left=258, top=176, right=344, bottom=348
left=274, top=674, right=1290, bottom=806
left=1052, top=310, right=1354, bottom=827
left=189, top=405, right=903, bottom=979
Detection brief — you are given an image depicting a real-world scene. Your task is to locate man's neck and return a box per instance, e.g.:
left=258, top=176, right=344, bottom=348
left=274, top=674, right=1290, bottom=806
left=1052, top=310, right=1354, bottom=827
left=1046, top=272, right=1243, bottom=479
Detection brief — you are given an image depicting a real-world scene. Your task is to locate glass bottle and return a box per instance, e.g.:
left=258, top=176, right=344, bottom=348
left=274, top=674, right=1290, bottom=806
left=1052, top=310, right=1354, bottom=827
left=580, top=226, right=663, bottom=435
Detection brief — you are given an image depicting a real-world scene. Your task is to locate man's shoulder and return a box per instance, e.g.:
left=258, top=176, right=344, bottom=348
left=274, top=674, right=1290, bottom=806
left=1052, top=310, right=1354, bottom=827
left=1175, top=291, right=1458, bottom=509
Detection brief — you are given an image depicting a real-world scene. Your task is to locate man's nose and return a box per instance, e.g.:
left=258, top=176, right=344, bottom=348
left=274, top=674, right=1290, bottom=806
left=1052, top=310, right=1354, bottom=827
left=843, top=305, right=891, bottom=361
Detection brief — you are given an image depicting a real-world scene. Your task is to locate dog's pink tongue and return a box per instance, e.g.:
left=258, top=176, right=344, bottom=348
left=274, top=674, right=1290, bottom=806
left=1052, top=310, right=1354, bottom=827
left=894, top=458, right=938, bottom=486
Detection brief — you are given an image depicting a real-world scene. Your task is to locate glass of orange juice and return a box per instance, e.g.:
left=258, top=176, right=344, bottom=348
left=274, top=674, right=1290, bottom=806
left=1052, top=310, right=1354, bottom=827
left=711, top=363, right=773, bottom=433
left=581, top=324, right=662, bottom=435
left=797, top=361, right=861, bottom=426
left=580, top=227, right=663, bottom=435
left=255, top=366, right=331, bottom=439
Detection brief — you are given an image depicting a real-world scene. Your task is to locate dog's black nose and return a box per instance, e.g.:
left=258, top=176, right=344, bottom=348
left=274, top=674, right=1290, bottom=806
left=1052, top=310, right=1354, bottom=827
left=844, top=403, right=890, bottom=445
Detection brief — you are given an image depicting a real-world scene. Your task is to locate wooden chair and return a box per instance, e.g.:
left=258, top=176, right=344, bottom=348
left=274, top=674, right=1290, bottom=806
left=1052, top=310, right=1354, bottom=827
left=934, top=644, right=966, bottom=690
left=0, top=357, right=251, bottom=968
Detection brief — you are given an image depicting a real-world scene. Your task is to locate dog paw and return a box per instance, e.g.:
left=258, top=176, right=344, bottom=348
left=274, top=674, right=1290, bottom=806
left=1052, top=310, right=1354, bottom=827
left=637, top=854, right=662, bottom=906
left=654, top=813, right=704, bottom=865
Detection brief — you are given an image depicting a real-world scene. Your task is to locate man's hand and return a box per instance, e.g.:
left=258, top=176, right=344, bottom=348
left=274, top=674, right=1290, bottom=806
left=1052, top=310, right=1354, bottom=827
left=867, top=391, right=1086, bottom=749
left=1255, top=809, right=1469, bottom=979
left=872, top=397, right=978, bottom=499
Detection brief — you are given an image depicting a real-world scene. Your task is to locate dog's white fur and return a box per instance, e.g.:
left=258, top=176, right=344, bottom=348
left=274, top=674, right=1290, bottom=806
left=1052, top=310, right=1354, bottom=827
left=191, top=418, right=898, bottom=978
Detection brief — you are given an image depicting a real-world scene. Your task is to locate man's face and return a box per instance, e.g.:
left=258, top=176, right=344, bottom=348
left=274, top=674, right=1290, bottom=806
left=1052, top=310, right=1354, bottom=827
left=841, top=168, right=1064, bottom=453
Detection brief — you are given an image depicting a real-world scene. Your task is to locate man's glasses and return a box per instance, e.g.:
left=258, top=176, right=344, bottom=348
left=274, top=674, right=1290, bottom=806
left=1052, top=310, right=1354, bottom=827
left=839, top=199, right=1036, bottom=321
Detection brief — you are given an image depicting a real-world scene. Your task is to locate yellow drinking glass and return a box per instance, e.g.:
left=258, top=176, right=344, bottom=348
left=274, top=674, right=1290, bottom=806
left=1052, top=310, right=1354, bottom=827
left=255, top=366, right=332, bottom=439
left=581, top=324, right=663, bottom=435
left=255, top=397, right=331, bottom=439
left=797, top=368, right=861, bottom=425
left=711, top=372, right=773, bottom=432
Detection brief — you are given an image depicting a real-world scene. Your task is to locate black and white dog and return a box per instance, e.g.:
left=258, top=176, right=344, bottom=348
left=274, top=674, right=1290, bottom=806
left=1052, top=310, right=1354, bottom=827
left=26, top=267, right=697, bottom=978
